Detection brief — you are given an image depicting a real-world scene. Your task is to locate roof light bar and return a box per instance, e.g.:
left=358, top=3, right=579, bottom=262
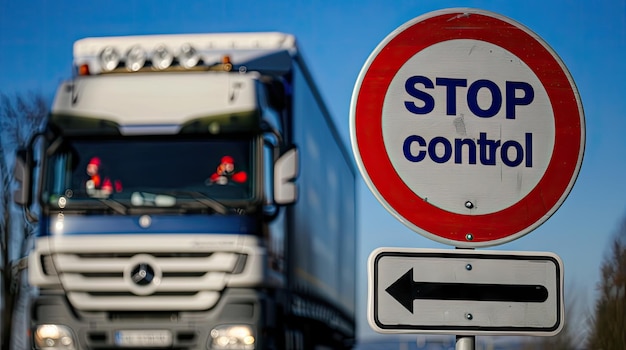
left=76, top=33, right=297, bottom=75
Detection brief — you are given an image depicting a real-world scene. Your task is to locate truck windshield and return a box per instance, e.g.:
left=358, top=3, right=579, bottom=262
left=43, top=136, right=255, bottom=211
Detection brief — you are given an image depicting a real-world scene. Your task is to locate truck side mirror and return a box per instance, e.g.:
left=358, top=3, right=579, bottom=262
left=273, top=147, right=298, bottom=205
left=13, top=149, right=32, bottom=207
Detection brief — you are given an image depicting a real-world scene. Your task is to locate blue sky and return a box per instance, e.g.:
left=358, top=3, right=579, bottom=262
left=1, top=0, right=626, bottom=342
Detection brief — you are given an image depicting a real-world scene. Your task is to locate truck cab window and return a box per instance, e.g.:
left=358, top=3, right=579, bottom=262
left=43, top=136, right=255, bottom=208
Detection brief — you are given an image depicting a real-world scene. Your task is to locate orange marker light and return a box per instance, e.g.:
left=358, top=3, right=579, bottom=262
left=78, top=64, right=90, bottom=76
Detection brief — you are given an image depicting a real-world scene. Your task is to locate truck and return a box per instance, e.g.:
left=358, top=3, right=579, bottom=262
left=12, top=32, right=356, bottom=350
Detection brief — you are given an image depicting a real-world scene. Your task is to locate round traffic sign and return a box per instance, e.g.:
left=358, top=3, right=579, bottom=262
left=350, top=8, right=585, bottom=247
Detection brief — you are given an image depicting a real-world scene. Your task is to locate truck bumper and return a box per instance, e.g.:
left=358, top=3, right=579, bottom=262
left=30, top=288, right=277, bottom=350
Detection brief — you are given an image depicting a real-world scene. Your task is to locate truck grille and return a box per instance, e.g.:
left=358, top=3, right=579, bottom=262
left=34, top=235, right=253, bottom=311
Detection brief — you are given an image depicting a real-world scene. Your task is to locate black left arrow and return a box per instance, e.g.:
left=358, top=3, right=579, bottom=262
left=385, top=268, right=549, bottom=313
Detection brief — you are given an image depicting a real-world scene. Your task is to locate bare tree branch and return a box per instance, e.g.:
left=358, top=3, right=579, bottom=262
left=0, top=91, right=47, bottom=350
left=587, top=213, right=626, bottom=349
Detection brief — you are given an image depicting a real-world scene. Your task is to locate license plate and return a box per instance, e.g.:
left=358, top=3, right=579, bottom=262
left=115, top=330, right=172, bottom=347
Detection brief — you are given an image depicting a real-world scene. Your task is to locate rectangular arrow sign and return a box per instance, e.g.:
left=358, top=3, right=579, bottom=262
left=368, top=248, right=564, bottom=336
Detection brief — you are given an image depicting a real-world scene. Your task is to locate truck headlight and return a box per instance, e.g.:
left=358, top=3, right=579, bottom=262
left=178, top=43, right=200, bottom=69
left=125, top=45, right=147, bottom=72
left=210, top=325, right=255, bottom=349
left=152, top=44, right=173, bottom=70
left=34, top=324, right=76, bottom=350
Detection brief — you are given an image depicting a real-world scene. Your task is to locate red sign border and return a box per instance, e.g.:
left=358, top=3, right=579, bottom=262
left=351, top=8, right=585, bottom=246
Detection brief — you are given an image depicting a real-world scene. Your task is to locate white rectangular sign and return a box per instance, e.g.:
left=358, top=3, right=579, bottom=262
left=368, top=248, right=563, bottom=336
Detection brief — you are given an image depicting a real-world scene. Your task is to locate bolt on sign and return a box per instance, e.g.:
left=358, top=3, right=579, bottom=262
left=350, top=8, right=585, bottom=247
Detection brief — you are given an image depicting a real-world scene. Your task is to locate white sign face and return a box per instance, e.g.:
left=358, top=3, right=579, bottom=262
left=383, top=39, right=554, bottom=215
left=350, top=8, right=585, bottom=246
left=368, top=248, right=564, bottom=336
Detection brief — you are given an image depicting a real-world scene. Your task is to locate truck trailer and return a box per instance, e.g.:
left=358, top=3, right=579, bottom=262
left=13, top=32, right=356, bottom=350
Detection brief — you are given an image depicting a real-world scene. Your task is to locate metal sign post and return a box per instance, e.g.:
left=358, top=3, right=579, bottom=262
left=456, top=335, right=475, bottom=350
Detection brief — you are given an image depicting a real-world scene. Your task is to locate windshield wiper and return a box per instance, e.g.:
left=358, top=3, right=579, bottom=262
left=165, top=191, right=232, bottom=215
left=98, top=198, right=128, bottom=215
